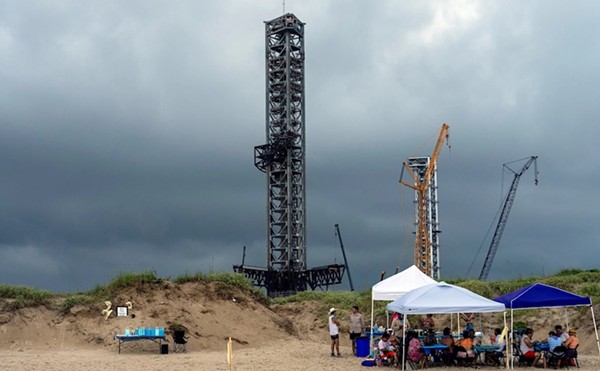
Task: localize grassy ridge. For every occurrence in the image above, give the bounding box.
[0,284,53,310]
[1,269,598,315]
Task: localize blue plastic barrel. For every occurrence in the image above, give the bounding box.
[356,337,370,357]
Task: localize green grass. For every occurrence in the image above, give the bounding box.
[0,284,53,309]
[2,268,600,315]
[59,293,96,313]
[174,271,269,304]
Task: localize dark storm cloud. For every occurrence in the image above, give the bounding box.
[1,1,599,292]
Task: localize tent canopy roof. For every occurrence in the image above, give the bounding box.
[372,265,437,301]
[493,283,591,309]
[386,282,505,314]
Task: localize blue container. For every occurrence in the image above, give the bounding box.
[138,327,144,335]
[159,328,165,336]
[356,337,370,357]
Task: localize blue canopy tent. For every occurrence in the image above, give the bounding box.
[493,283,600,363]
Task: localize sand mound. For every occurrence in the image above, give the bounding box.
[1,281,599,358]
[0,280,297,352]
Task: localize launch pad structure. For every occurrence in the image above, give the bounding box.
[234,14,346,297]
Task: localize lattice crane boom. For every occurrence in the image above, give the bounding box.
[400,123,450,277]
[479,156,538,281]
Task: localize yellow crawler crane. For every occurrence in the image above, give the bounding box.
[400,123,450,277]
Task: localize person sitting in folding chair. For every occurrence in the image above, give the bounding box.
[455,329,477,366]
[520,328,545,368]
[377,332,397,367]
[564,329,580,367]
[406,330,427,369]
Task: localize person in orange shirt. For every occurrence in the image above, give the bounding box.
[564,328,579,349]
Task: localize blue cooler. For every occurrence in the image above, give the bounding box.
[356,336,370,357]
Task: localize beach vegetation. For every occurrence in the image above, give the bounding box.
[175,271,268,304]
[60,293,96,313]
[0,284,52,309]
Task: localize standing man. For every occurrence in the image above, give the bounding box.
[349,305,365,355]
[329,307,341,357]
[421,313,435,330]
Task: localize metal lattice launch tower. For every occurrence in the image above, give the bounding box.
[257,14,307,274]
[234,14,345,297]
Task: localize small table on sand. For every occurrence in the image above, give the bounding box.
[114,334,167,354]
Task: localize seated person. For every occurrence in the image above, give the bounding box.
[485,328,506,366]
[423,328,437,345]
[520,328,545,368]
[439,327,455,365]
[555,325,569,343]
[455,329,476,364]
[386,328,400,348]
[564,329,579,350]
[547,331,563,352]
[421,313,435,330]
[378,332,396,364]
[406,330,427,368]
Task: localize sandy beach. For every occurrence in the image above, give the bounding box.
[2,281,599,371]
[2,340,598,371]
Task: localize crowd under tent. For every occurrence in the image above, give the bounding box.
[493,282,600,364]
[387,282,506,371]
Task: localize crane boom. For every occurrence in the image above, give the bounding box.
[400,123,450,277]
[479,156,538,281]
[334,224,354,291]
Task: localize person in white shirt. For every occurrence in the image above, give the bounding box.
[328,308,341,357]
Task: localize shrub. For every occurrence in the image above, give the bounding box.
[60,294,95,314]
[0,284,52,307]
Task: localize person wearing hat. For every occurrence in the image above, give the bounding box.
[328,308,341,357]
[564,328,579,350]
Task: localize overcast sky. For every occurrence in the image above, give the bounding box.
[1,1,599,293]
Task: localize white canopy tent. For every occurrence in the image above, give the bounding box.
[370,265,437,338]
[386,282,507,371]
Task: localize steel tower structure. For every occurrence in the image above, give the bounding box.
[400,124,449,280]
[257,13,307,274]
[234,14,345,297]
[406,157,441,279]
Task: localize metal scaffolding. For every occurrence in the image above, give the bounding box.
[234,14,345,297]
[406,157,441,280]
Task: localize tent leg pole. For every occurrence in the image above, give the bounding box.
[589,302,600,359]
[370,299,374,355]
[510,309,514,370]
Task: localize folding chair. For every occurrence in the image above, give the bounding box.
[565,345,579,368]
[512,342,534,367]
[547,346,568,369]
[172,329,188,353]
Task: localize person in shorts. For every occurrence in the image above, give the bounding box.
[378,332,397,365]
[329,307,341,357]
[349,305,365,355]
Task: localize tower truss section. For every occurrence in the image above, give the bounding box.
[407,157,441,279]
[234,14,345,297]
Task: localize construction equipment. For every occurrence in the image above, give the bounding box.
[399,124,450,278]
[478,156,538,281]
[334,224,354,291]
